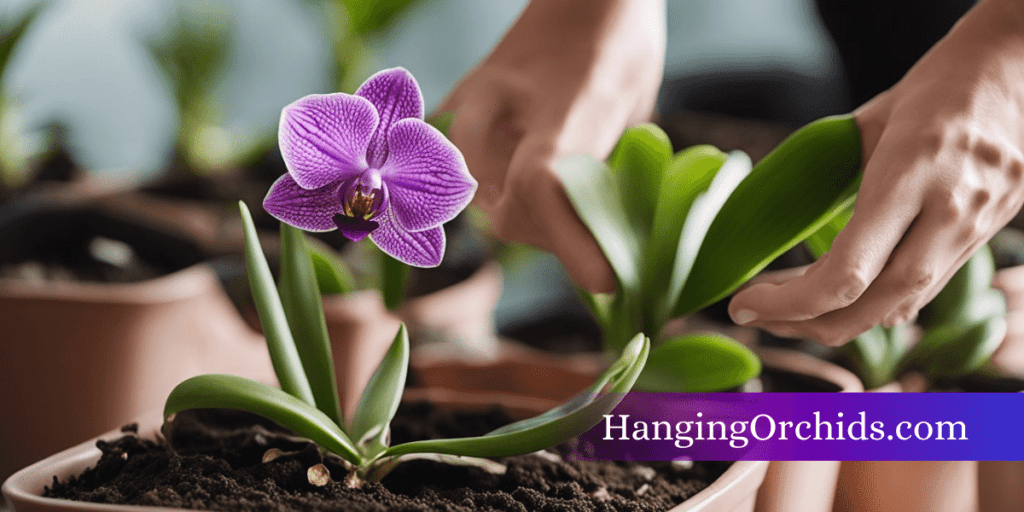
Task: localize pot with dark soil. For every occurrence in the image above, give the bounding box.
[3,204,767,512]
[0,200,275,482]
[3,390,768,512]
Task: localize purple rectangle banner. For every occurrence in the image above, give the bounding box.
[572,393,1024,461]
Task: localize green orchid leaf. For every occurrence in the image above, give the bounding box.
[381,251,408,311]
[925,245,997,327]
[558,153,643,292]
[350,324,409,456]
[847,324,911,390]
[909,316,1007,379]
[578,290,613,332]
[665,151,752,318]
[485,332,646,437]
[634,334,760,392]
[608,123,673,236]
[642,145,727,303]
[805,204,854,259]
[164,374,360,465]
[307,242,356,295]
[0,3,44,87]
[674,114,863,316]
[381,333,649,459]
[238,202,314,404]
[279,224,343,425]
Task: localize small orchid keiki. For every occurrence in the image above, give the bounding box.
[264,67,476,267]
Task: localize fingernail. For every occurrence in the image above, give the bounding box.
[733,309,758,325]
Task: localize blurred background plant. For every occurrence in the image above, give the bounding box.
[309,0,421,93]
[144,1,248,175]
[0,3,49,194]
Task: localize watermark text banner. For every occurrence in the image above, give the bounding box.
[574,393,1024,461]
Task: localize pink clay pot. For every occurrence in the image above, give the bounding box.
[0,264,275,482]
[323,262,504,419]
[2,389,768,512]
[832,377,978,512]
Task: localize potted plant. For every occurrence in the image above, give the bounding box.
[0,197,280,482]
[4,61,770,509]
[2,199,769,511]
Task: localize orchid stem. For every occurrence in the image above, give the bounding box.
[381,251,408,311]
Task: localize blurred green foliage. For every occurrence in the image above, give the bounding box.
[0,3,47,190]
[144,1,239,174]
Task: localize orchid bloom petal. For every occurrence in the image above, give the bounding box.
[333,215,379,241]
[264,174,343,232]
[355,67,424,169]
[380,118,477,232]
[279,93,378,190]
[370,208,445,267]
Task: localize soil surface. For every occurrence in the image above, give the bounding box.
[45,402,727,511]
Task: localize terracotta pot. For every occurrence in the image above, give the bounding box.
[400,262,503,357]
[323,261,504,418]
[411,338,608,402]
[2,390,769,512]
[832,376,978,512]
[977,460,1024,512]
[322,289,403,420]
[948,371,1024,512]
[753,347,864,512]
[0,264,275,482]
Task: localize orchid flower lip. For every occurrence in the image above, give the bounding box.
[266,67,477,267]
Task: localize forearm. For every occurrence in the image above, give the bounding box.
[898,0,1024,146]
[486,0,665,77]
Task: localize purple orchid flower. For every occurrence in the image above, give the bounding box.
[264,67,476,267]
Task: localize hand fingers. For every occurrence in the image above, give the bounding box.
[737,264,812,290]
[729,180,918,324]
[747,212,982,346]
[507,157,616,293]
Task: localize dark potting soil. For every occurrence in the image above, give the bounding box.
[0,205,205,283]
[45,402,726,512]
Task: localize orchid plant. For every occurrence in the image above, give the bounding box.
[164,205,648,487]
[559,116,863,391]
[164,66,650,486]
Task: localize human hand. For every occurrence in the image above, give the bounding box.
[729,0,1024,345]
[439,0,665,293]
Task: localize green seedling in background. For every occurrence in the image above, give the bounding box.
[145,2,262,174]
[0,3,49,190]
[303,0,422,94]
[559,115,862,391]
[164,202,650,486]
